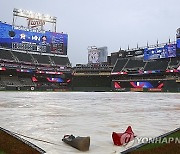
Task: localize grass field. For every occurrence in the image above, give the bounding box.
[129,130,180,154]
[0,150,5,154]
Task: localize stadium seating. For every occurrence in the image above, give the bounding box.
[168,58,180,69]
[0,47,70,67]
[19,77,35,86]
[74,64,112,72]
[0,80,4,88]
[50,56,70,66]
[112,57,173,73]
[0,76,22,87]
[0,49,14,61]
[32,54,51,65]
[112,59,128,72]
[144,59,169,71]
[124,59,146,70]
[0,76,35,87]
[12,51,33,63]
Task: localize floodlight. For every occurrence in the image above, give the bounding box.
[13,8,56,23]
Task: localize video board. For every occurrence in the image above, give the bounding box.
[47,77,64,83]
[144,44,176,61]
[0,22,68,55]
[176,38,180,57]
[114,81,164,89]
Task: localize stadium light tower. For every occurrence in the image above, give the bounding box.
[13,8,57,32]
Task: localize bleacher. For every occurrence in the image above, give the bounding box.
[0,48,70,67]
[168,58,180,69]
[0,76,35,87]
[73,64,112,75]
[124,59,146,70]
[19,77,35,86]
[12,51,33,63]
[112,59,128,72]
[0,79,5,88]
[32,54,51,65]
[50,55,70,66]
[144,59,169,71]
[0,49,14,61]
[0,76,22,87]
[112,57,174,73]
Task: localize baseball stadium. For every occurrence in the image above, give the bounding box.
[0,8,179,154]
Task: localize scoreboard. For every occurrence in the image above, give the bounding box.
[144,44,176,61]
[176,38,180,57]
[0,22,68,55]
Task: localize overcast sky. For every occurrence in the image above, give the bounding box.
[0,0,180,65]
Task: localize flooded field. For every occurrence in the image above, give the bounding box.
[0,92,179,154]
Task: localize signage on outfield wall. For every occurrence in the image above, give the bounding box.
[114,81,164,89]
[148,88,162,92]
[0,67,6,71]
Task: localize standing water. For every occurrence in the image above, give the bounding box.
[0,92,179,154]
